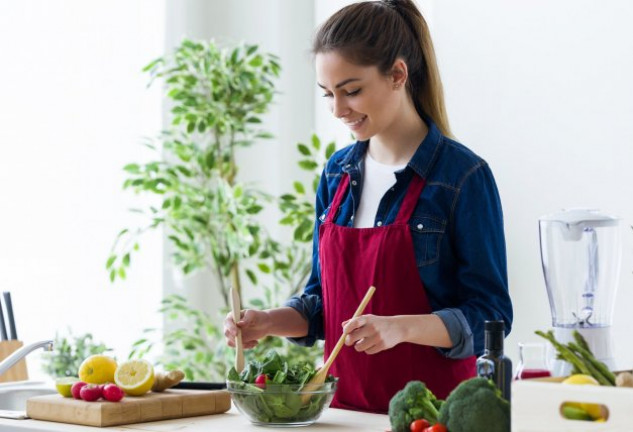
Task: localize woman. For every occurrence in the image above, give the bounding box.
[225,0,513,413]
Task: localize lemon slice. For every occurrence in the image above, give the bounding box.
[114,359,155,396]
[78,354,118,384]
[55,377,79,397]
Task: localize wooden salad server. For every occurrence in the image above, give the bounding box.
[300,285,376,404]
[230,286,245,374]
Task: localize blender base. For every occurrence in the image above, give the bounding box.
[547,326,615,377]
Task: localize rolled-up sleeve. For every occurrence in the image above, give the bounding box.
[433,308,474,359]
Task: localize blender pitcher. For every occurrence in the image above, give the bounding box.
[539,209,621,376]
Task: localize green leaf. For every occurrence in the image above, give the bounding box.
[123,253,131,266]
[246,45,258,56]
[297,144,310,156]
[142,57,163,72]
[298,160,318,170]
[293,182,305,195]
[311,134,321,150]
[249,55,263,67]
[106,255,116,269]
[246,205,263,214]
[279,215,293,225]
[250,298,265,308]
[325,141,336,159]
[245,269,257,285]
[123,163,141,173]
[205,152,216,169]
[257,263,271,273]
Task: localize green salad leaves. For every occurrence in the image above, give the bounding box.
[227,351,336,424]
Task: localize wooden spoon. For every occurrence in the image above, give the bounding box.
[230,286,245,374]
[300,285,376,404]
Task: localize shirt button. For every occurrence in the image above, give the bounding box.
[350,215,354,221]
[376,221,383,227]
[345,164,351,169]
[417,223,424,230]
[351,180,358,186]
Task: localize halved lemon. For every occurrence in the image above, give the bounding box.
[55,377,79,397]
[114,359,155,396]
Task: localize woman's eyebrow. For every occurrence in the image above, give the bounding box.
[317,78,361,89]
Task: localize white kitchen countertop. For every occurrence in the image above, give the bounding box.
[0,405,390,432]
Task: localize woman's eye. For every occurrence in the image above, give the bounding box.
[321,89,361,98]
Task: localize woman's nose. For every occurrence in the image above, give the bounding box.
[331,95,351,118]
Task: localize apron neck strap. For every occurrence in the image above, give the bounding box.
[394,175,427,224]
[325,174,350,224]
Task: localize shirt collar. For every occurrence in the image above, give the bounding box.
[338,118,443,179]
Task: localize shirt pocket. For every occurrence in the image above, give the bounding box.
[409,214,446,266]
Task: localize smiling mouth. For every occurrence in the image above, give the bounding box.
[344,115,367,129]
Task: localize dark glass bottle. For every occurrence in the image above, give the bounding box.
[476,320,512,401]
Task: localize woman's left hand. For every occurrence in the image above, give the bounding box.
[342,314,404,355]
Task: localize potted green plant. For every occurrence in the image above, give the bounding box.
[107,39,334,380]
[41,330,112,378]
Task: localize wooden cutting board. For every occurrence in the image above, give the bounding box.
[26,389,231,427]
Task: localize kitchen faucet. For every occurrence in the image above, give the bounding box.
[0,340,53,378]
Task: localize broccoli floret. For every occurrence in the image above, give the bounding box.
[388,381,441,432]
[438,377,510,432]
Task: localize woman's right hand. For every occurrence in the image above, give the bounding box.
[224,309,270,349]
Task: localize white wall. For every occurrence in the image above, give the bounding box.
[0,1,165,380]
[431,0,633,368]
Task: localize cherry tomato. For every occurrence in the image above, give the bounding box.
[410,419,431,432]
[254,374,268,389]
[423,424,448,432]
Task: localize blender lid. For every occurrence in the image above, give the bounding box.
[539,208,619,226]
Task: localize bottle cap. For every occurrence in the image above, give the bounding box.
[484,320,505,351]
[484,320,505,332]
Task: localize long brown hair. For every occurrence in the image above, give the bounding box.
[313,0,453,138]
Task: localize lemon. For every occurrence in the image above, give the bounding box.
[562,374,600,386]
[562,374,604,419]
[55,377,79,397]
[114,359,155,396]
[78,355,118,384]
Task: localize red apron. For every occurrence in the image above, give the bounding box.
[320,173,475,413]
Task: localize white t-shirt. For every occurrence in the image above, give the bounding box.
[353,153,406,228]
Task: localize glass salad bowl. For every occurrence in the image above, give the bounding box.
[227,380,337,427]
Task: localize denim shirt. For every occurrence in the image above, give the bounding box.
[284,120,513,358]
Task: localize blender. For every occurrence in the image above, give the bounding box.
[539,209,622,376]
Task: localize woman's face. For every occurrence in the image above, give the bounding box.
[315,51,402,142]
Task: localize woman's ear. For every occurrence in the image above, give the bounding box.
[390,58,408,90]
